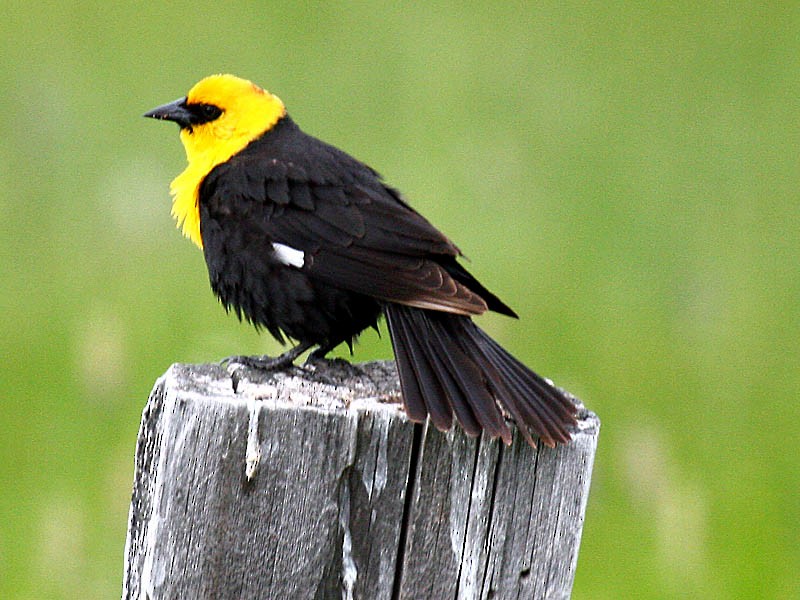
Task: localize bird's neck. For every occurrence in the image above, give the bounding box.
[169,97,287,249]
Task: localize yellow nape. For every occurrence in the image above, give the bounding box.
[169,74,286,249]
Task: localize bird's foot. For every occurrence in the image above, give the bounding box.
[221,341,315,372]
[222,343,316,393]
[222,353,295,371]
[301,353,368,384]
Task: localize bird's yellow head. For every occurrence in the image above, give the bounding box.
[145,74,286,248]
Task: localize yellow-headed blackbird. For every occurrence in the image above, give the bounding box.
[145,74,577,447]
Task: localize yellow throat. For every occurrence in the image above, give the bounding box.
[169,74,286,249]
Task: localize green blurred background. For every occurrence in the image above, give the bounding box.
[1,2,797,598]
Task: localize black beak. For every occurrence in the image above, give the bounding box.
[143,97,192,128]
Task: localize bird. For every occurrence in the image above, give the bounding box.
[144,74,577,447]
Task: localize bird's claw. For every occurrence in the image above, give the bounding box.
[221,354,297,371]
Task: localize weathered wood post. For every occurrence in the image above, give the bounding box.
[122,360,599,599]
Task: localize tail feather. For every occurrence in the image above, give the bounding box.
[476,330,577,420]
[385,304,577,447]
[462,325,575,445]
[417,323,482,436]
[387,306,495,438]
[384,309,428,423]
[386,307,454,431]
[423,311,508,439]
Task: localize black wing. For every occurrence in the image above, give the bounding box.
[199,116,516,318]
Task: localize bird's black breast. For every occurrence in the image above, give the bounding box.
[197,116,383,346]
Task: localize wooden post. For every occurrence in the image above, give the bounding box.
[122,360,599,600]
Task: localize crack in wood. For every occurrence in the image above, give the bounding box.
[391,422,423,600]
[122,362,599,600]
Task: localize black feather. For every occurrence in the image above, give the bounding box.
[385,305,576,447]
[196,113,577,447]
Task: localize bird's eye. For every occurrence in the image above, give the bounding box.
[199,104,222,121]
[188,103,222,125]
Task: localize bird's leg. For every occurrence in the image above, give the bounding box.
[303,339,368,382]
[307,341,337,362]
[222,340,316,371]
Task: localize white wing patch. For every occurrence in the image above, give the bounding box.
[272,243,305,268]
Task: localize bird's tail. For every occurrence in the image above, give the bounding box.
[384,304,577,447]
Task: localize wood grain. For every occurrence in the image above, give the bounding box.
[122,360,599,600]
